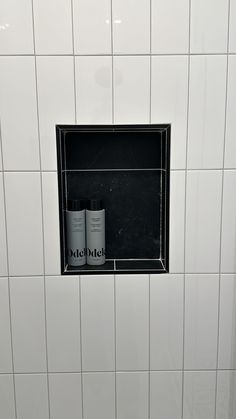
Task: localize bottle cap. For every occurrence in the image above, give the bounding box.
[67,199,86,211]
[87,199,104,211]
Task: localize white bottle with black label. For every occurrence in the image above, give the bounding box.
[66,199,86,266]
[86,199,105,265]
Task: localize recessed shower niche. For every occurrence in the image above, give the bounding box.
[56,124,170,275]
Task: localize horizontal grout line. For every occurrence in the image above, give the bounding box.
[0,53,236,57]
[1,168,236,174]
[1,272,236,279]
[1,369,236,375]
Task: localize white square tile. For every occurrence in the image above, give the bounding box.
[190,0,228,53]
[81,275,115,371]
[116,275,149,371]
[0,0,34,54]
[114,56,150,124]
[221,171,236,273]
[0,278,12,373]
[150,274,184,370]
[0,375,15,419]
[225,56,236,168]
[169,171,185,272]
[150,371,182,419]
[216,371,236,419]
[46,276,81,372]
[185,170,222,273]
[187,56,227,169]
[229,0,236,52]
[184,275,219,370]
[83,373,115,419]
[42,173,60,275]
[15,374,49,419]
[36,56,75,171]
[5,173,44,276]
[183,371,216,419]
[151,56,188,169]
[151,0,189,53]
[112,0,150,54]
[218,275,236,369]
[49,373,82,419]
[10,277,47,373]
[33,0,73,54]
[0,57,40,170]
[0,174,7,276]
[73,0,111,54]
[116,372,148,419]
[75,56,112,124]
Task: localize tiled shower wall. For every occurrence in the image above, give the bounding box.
[0,0,236,418]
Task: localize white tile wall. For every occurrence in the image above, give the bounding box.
[151,56,188,169]
[0,57,40,170]
[114,56,150,124]
[10,277,47,373]
[75,56,112,124]
[221,171,236,273]
[46,276,81,372]
[0,0,235,416]
[81,275,115,371]
[36,56,75,171]
[185,171,222,273]
[33,0,73,54]
[150,371,182,419]
[0,174,8,276]
[229,0,236,53]
[0,375,15,419]
[116,275,149,370]
[0,278,12,373]
[116,372,148,419]
[83,373,115,419]
[183,371,216,419]
[15,374,49,419]
[218,275,236,369]
[112,0,150,54]
[150,274,184,370]
[151,0,189,53]
[190,0,228,53]
[184,274,219,370]
[216,370,236,419]
[4,173,44,276]
[0,0,34,54]
[225,56,236,169]
[73,0,111,54]
[187,55,227,169]
[49,373,82,419]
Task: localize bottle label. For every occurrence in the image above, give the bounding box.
[68,248,86,258]
[87,248,106,258]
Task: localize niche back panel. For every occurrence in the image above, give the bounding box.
[56,125,170,275]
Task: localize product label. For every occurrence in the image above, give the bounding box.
[68,248,86,258]
[87,248,106,258]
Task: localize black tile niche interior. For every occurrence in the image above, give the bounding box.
[56,124,170,275]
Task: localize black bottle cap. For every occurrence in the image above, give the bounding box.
[87,199,104,211]
[67,199,86,211]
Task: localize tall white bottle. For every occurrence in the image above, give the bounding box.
[86,199,105,265]
[66,199,86,266]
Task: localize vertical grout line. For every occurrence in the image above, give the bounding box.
[182,0,192,417]
[214,1,231,418]
[79,276,84,419]
[31,1,51,418]
[148,274,151,419]
[110,0,115,124]
[114,275,117,419]
[0,122,17,419]
[70,0,77,124]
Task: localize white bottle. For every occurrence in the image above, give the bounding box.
[86,199,105,265]
[66,199,86,266]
